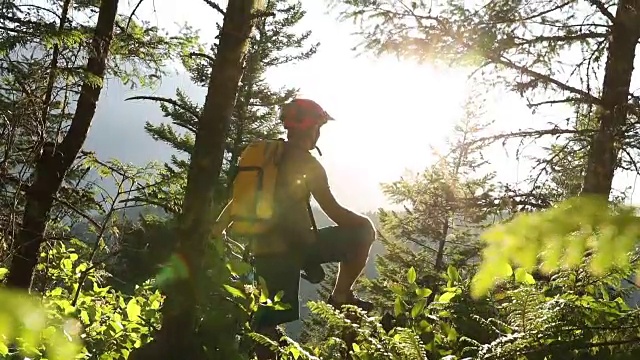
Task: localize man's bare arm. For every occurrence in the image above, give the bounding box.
[309,163,372,229]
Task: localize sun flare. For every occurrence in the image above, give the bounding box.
[307,59,471,210]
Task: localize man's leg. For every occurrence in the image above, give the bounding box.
[252,254,302,359]
[307,224,375,309]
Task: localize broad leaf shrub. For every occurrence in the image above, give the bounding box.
[0,272,81,360]
[300,263,640,359]
[1,241,163,359]
[4,195,640,359]
[472,195,640,298]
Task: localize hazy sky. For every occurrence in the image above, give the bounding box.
[86,0,640,211]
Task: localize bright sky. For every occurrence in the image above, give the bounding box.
[117,0,640,211]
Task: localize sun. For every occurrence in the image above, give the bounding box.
[310,59,471,210]
[267,52,473,211]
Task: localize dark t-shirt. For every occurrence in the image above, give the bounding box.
[271,143,329,246]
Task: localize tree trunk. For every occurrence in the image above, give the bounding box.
[581,0,640,196]
[129,2,257,359]
[6,0,119,290]
[225,48,261,197]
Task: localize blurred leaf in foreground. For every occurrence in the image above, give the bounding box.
[0,284,81,359]
[471,196,640,298]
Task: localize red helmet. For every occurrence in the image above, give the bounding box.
[280,98,334,131]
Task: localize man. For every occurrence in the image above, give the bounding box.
[214,98,375,351]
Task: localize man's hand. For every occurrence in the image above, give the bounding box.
[211,221,226,238]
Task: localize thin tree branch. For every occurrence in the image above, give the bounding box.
[490,55,602,105]
[126,0,145,32]
[526,97,585,108]
[587,0,616,23]
[513,32,609,47]
[187,51,216,64]
[125,95,201,120]
[52,196,101,230]
[203,0,225,15]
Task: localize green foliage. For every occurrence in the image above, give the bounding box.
[299,263,339,344]
[41,242,163,359]
[472,195,640,298]
[142,0,318,211]
[0,279,81,360]
[0,240,163,360]
[4,1,640,360]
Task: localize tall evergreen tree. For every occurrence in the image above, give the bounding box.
[363,91,502,312]
[140,0,318,214]
[1,0,197,289]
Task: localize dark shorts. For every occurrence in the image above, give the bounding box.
[251,225,373,328]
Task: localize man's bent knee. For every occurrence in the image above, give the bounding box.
[353,220,376,246]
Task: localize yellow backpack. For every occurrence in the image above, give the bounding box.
[228,139,286,236]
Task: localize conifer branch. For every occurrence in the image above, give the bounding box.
[125,95,201,120]
[489,55,602,105]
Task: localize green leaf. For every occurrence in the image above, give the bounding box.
[126,299,141,321]
[274,290,284,302]
[407,267,417,284]
[352,342,361,352]
[390,283,405,296]
[289,347,300,359]
[227,258,252,276]
[223,284,246,299]
[0,268,7,280]
[514,268,535,285]
[97,165,111,177]
[111,320,124,333]
[438,292,456,303]
[499,263,513,277]
[411,298,427,318]
[394,297,404,317]
[0,342,8,356]
[50,287,63,297]
[415,288,432,298]
[447,265,459,282]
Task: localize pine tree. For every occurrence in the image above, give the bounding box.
[128,0,260,358]
[362,91,502,312]
[141,0,318,213]
[1,0,197,289]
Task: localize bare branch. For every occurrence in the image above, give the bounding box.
[587,0,616,23]
[203,0,225,15]
[186,52,216,64]
[53,196,101,230]
[125,0,145,32]
[526,97,584,108]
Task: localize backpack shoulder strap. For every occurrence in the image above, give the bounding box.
[307,199,319,236]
